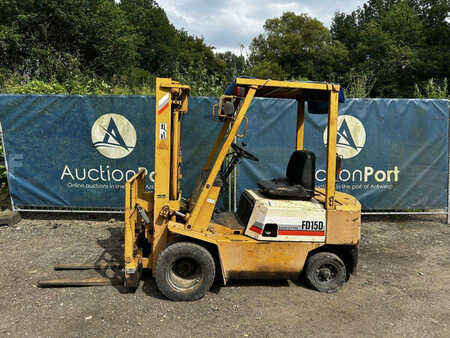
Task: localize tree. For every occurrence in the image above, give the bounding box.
[120,0,179,76]
[215,51,248,83]
[176,30,224,77]
[0,0,140,79]
[120,0,226,86]
[331,0,449,97]
[249,12,349,81]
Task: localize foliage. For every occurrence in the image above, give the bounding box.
[413,78,448,99]
[0,0,140,79]
[331,0,449,97]
[344,70,377,98]
[177,30,226,85]
[172,61,224,97]
[248,60,285,80]
[0,0,447,99]
[1,73,156,95]
[215,51,248,83]
[7,79,66,94]
[249,12,349,81]
[120,0,178,76]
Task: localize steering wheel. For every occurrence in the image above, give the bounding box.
[231,143,259,162]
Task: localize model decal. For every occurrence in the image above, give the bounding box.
[301,220,324,230]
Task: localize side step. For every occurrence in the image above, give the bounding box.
[37,262,123,288]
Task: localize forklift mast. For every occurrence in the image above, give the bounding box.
[152,78,190,268]
[121,78,190,287]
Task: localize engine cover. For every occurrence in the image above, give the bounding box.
[241,189,326,242]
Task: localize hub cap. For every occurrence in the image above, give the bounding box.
[167,257,202,292]
[317,264,337,282]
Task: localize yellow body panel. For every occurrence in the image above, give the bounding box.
[167,188,360,283]
[190,185,220,232]
[167,221,321,281]
[217,241,322,280]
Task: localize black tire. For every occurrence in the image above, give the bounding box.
[305,252,346,293]
[155,242,215,301]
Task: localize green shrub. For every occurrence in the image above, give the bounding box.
[6,79,67,94]
[413,78,448,99]
[344,70,377,98]
[63,76,111,95]
[173,61,224,96]
[0,68,10,89]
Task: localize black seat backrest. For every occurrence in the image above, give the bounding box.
[286,150,315,191]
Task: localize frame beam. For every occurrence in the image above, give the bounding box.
[296,99,305,150]
[325,90,339,209]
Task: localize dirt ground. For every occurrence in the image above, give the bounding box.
[0,213,449,337]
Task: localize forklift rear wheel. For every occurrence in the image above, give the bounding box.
[155,242,216,301]
[305,252,346,293]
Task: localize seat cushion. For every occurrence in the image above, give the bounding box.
[258,178,313,200]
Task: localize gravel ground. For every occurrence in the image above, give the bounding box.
[0,213,449,337]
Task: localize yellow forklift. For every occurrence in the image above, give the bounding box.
[122,77,360,300]
[39,77,361,301]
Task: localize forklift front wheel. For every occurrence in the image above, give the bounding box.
[305,252,346,293]
[155,242,216,301]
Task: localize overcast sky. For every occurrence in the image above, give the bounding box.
[157,0,367,54]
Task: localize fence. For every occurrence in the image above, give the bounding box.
[0,95,448,220]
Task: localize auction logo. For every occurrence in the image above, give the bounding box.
[91,114,136,159]
[323,115,366,159]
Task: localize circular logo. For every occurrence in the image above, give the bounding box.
[91,114,136,159]
[323,115,366,159]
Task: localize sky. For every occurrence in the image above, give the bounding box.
[157,0,367,54]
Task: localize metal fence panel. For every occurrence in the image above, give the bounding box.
[0,95,447,211]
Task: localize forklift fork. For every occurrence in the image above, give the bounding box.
[37,262,123,287]
[38,169,154,289]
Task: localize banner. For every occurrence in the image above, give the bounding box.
[238,98,449,209]
[0,95,219,209]
[0,95,448,210]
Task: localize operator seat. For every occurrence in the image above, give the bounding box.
[257,150,315,200]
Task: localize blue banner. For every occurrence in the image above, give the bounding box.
[0,95,219,209]
[238,98,449,210]
[0,95,448,210]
